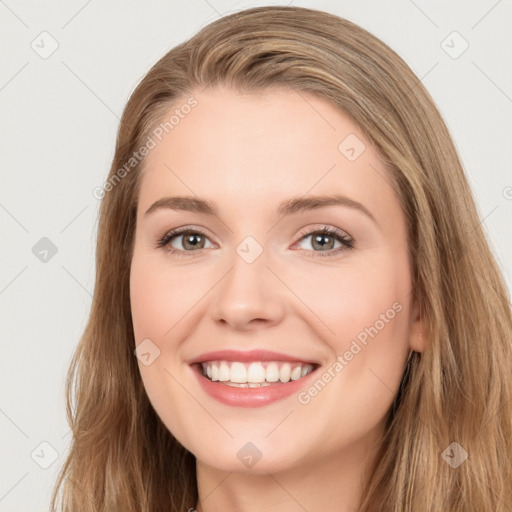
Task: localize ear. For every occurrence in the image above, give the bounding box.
[408,297,427,353]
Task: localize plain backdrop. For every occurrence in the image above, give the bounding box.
[1,1,511,510]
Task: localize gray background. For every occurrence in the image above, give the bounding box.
[1,1,511,510]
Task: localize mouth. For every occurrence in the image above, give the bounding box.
[193,360,320,388]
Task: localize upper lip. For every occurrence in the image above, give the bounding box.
[188,349,320,365]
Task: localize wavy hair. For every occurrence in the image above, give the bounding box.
[50,6,512,511]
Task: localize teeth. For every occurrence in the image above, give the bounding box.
[291,366,302,381]
[201,360,315,384]
[247,362,266,383]
[280,363,291,383]
[224,381,273,388]
[218,361,230,381]
[266,362,280,382]
[230,362,246,383]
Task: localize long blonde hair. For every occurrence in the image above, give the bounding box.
[50,6,512,511]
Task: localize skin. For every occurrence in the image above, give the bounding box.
[129,85,426,512]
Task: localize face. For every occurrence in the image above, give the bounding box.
[129,86,425,475]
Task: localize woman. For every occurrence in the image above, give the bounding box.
[51,6,512,511]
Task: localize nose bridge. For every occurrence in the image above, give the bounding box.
[210,234,285,328]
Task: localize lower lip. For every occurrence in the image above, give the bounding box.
[191,364,318,408]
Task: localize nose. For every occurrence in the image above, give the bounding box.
[209,244,286,331]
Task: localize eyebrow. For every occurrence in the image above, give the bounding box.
[144,194,377,224]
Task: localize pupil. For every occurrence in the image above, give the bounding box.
[184,234,203,249]
[314,234,333,250]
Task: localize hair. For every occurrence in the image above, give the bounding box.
[50,5,512,511]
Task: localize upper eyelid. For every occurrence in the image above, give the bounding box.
[160,225,352,248]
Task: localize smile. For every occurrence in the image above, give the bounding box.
[201,360,316,387]
[191,361,320,408]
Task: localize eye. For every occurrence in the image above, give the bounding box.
[293,226,354,258]
[155,227,214,258]
[155,225,355,258]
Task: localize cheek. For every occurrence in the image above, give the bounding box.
[287,262,410,444]
[129,254,200,341]
[331,264,411,409]
[291,255,411,402]
[286,257,408,346]
[129,255,200,447]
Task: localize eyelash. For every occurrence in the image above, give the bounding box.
[154,225,355,259]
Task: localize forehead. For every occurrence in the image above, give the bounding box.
[137,86,400,224]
